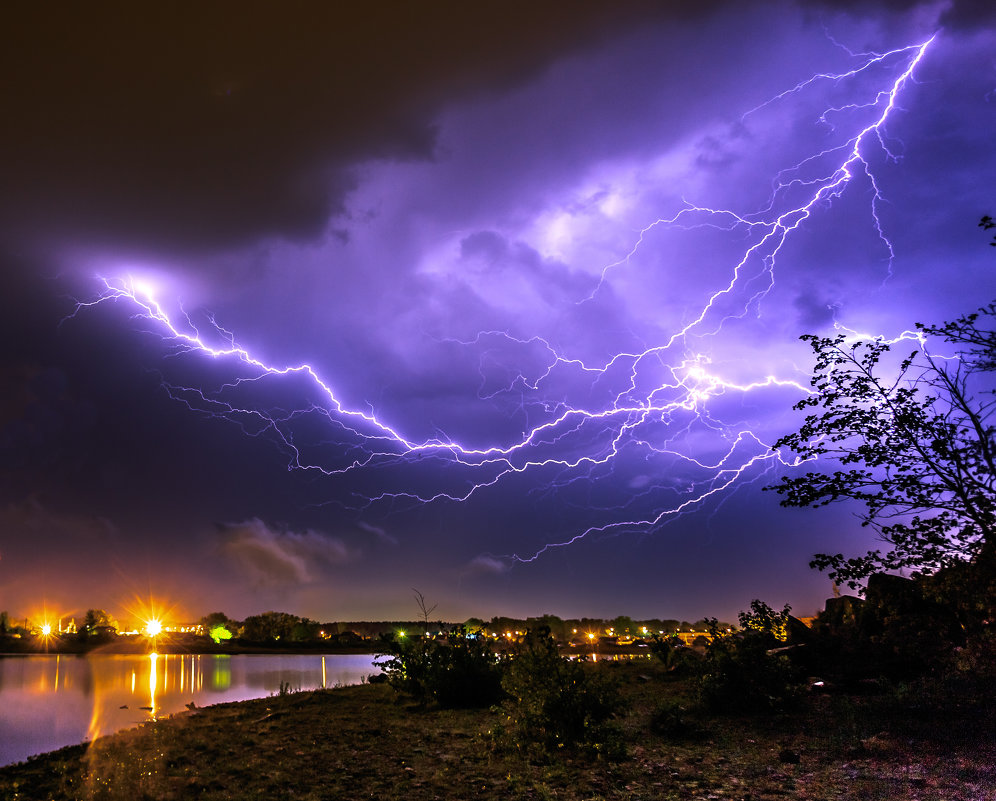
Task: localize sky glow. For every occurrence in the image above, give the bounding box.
[1,2,994,622]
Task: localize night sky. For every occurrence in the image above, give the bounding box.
[1,1,994,625]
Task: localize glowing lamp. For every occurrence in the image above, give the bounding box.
[146,619,163,637]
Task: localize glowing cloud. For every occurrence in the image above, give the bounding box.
[69,30,942,565]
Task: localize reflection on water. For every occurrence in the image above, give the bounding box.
[149,653,158,717]
[0,652,378,767]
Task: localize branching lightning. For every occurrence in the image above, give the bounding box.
[70,34,935,564]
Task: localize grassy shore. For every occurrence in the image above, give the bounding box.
[2,661,993,800]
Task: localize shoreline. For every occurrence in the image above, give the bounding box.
[0,640,654,658]
[2,663,993,800]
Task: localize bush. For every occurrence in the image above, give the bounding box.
[377,628,504,708]
[649,700,693,737]
[430,629,506,708]
[698,602,804,714]
[498,627,625,757]
[650,634,704,676]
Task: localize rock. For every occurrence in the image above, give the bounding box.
[786,615,814,645]
[822,595,865,631]
[778,748,801,764]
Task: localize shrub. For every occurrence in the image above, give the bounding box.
[698,602,804,714]
[498,626,625,757]
[650,634,704,676]
[377,628,504,708]
[430,629,505,708]
[649,700,692,737]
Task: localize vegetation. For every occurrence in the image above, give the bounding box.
[497,627,624,758]
[649,634,703,676]
[377,627,504,709]
[767,221,996,680]
[240,611,320,643]
[770,297,996,588]
[0,605,724,656]
[698,601,804,714]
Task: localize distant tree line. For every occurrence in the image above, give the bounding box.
[0,607,727,646]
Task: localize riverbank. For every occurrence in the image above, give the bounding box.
[2,661,993,800]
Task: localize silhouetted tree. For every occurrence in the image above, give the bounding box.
[609,615,637,636]
[82,608,118,633]
[199,611,234,629]
[981,215,996,247]
[241,611,303,641]
[527,613,567,640]
[770,300,996,587]
[411,588,438,634]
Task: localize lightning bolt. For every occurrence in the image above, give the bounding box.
[69,33,935,565]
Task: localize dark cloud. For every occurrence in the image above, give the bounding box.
[0,497,117,550]
[812,0,995,26]
[938,0,996,26]
[0,1,689,260]
[792,292,839,331]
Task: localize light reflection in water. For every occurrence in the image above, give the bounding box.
[148,653,158,718]
[211,656,231,691]
[1,653,379,767]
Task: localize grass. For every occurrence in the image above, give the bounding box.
[2,661,994,800]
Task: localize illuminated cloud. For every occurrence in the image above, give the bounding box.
[218,519,354,587]
[465,555,511,576]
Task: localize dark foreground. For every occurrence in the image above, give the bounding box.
[2,662,994,801]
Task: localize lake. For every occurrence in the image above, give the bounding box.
[0,652,380,767]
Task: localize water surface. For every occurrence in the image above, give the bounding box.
[0,652,379,767]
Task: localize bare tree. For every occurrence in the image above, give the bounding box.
[412,588,438,633]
